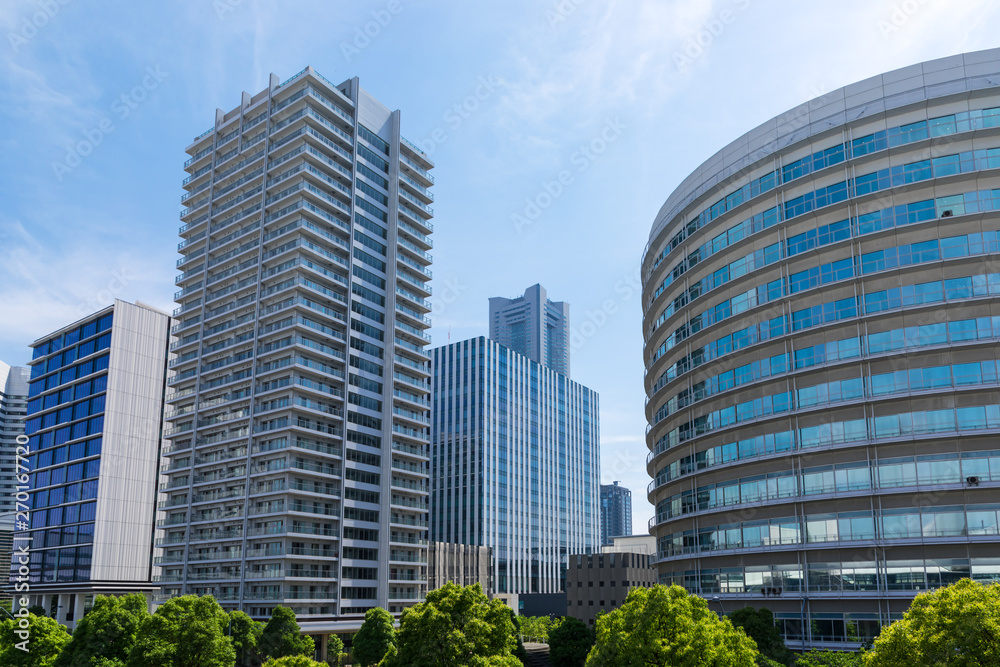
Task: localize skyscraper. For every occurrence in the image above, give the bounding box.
[430,336,600,596]
[159,68,433,636]
[0,361,29,611]
[643,49,1000,650]
[599,481,631,546]
[489,284,570,376]
[0,361,29,515]
[16,300,170,629]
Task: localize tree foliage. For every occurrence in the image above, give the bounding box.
[125,594,235,667]
[230,610,264,667]
[261,656,327,667]
[516,615,555,642]
[548,617,594,667]
[0,612,71,667]
[260,606,314,661]
[729,606,795,666]
[864,578,1000,667]
[353,607,395,667]
[585,584,758,667]
[328,633,345,667]
[797,650,864,666]
[387,582,521,667]
[54,593,149,667]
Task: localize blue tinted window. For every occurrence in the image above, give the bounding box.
[65,483,81,503]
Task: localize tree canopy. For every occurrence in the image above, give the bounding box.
[353,607,396,667]
[548,616,594,667]
[387,582,521,667]
[0,612,71,667]
[54,593,150,667]
[125,594,235,667]
[797,650,864,666]
[585,584,758,667]
[259,606,314,661]
[229,610,264,667]
[516,615,555,642]
[864,578,1000,667]
[728,606,794,666]
[261,656,327,667]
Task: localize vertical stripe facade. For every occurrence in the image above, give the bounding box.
[431,337,599,594]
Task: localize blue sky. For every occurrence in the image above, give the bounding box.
[2,0,999,529]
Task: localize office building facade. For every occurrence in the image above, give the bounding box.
[599,481,632,546]
[489,284,571,376]
[160,68,434,632]
[1,362,29,515]
[430,336,599,595]
[16,300,170,629]
[426,541,493,594]
[643,49,1000,649]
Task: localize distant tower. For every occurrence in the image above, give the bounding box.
[0,361,29,516]
[489,284,570,377]
[600,481,632,546]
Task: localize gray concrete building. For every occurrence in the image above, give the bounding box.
[159,68,434,646]
[489,284,571,377]
[643,49,1000,650]
[566,536,657,627]
[16,300,170,629]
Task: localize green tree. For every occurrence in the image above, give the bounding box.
[506,609,528,664]
[27,605,47,616]
[0,612,71,667]
[230,610,264,667]
[516,616,554,642]
[387,582,521,667]
[353,607,395,667]
[126,594,235,667]
[260,606,314,661]
[54,593,149,667]
[548,617,594,667]
[864,578,1000,667]
[797,651,864,666]
[262,656,327,667]
[729,606,795,666]
[327,633,345,666]
[585,584,758,667]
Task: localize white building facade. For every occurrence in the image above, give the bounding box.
[159,68,434,636]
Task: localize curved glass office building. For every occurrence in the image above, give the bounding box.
[643,49,1000,649]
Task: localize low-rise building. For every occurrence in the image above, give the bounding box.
[566,535,657,626]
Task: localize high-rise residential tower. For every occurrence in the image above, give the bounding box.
[16,300,170,629]
[0,361,29,610]
[599,481,632,546]
[430,336,600,596]
[489,284,571,376]
[643,49,1000,650]
[0,361,29,515]
[160,69,434,638]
